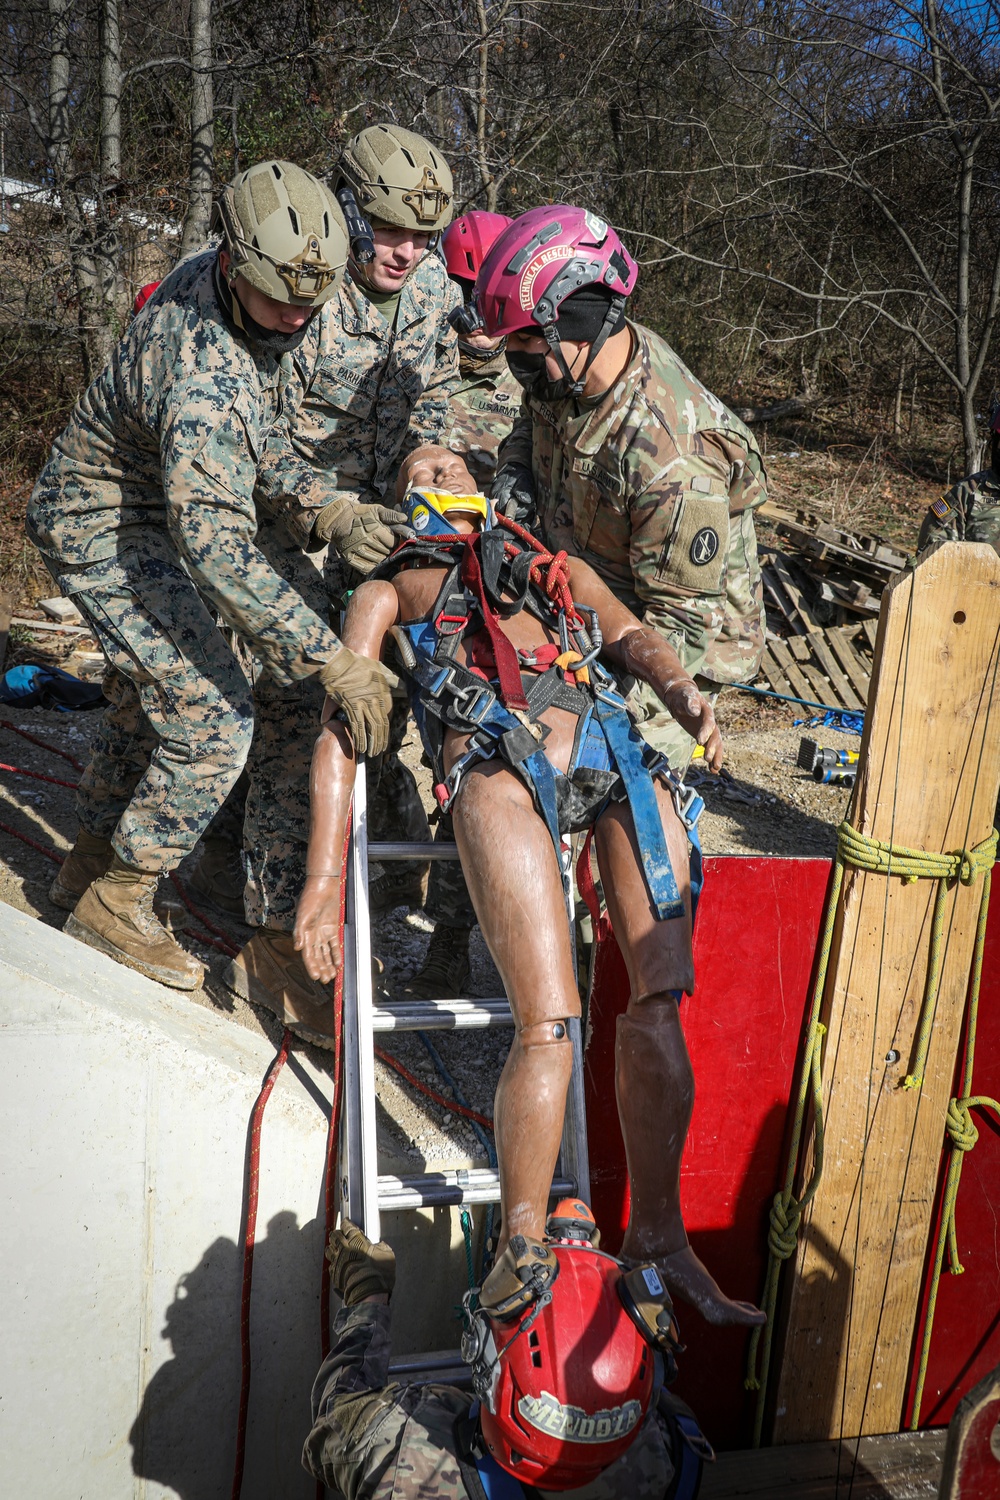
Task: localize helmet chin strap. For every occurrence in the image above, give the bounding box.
[539,293,626,408]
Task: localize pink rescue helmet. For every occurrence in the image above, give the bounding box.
[474,205,637,339]
[443,210,513,284]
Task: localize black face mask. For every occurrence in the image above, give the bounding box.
[505,349,577,402]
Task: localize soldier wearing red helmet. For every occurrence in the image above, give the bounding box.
[304,1215,711,1499]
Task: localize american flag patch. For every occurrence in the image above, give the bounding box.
[931,496,952,519]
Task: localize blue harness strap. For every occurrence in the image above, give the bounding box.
[591,690,685,922]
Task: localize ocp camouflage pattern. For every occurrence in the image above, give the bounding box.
[498,320,767,694]
[27,248,340,686]
[303,1302,677,1499]
[442,347,523,489]
[917,466,1000,554]
[256,253,462,552]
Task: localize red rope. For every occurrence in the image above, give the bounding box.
[0,819,63,864]
[230,1028,291,1500]
[0,722,85,771]
[496,512,580,622]
[0,761,79,790]
[374,1045,495,1132]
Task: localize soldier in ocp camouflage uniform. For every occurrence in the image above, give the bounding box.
[222,125,462,1021]
[26,162,393,990]
[918,402,1000,555]
[305,1220,696,1500]
[483,208,766,776]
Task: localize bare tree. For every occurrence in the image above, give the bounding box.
[180,0,215,256]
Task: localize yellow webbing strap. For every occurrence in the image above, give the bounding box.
[744,820,997,1446]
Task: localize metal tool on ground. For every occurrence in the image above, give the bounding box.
[797,737,860,774]
[337,753,591,1381]
[812,764,857,787]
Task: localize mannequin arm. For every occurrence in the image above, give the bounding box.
[295,581,400,982]
[568,557,724,772]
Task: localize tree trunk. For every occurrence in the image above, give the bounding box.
[179,0,215,258]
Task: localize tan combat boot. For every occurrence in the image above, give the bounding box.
[49,830,113,911]
[188,836,247,918]
[64,855,204,991]
[221,928,338,1048]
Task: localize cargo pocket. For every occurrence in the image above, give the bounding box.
[660,493,729,592]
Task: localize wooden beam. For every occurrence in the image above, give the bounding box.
[701,1429,944,1500]
[772,542,1000,1442]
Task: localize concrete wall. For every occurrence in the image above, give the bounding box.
[0,903,476,1500]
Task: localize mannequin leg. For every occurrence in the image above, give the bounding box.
[596,781,765,1327]
[452,763,578,1269]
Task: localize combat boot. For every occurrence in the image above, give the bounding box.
[368,859,426,915]
[220,928,338,1048]
[399,923,471,999]
[64,855,204,990]
[188,835,247,918]
[49,830,113,911]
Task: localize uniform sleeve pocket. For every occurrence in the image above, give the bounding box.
[659,493,730,592]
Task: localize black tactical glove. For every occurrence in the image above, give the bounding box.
[313,497,408,574]
[326,1218,396,1305]
[318,645,392,757]
[490,463,536,524]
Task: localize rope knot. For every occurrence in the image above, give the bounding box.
[946,1098,979,1153]
[955,849,977,885]
[767,1193,801,1261]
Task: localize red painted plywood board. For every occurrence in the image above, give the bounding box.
[585,854,1000,1449]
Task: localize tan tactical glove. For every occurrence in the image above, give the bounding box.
[313,496,408,574]
[326,1218,396,1305]
[318,645,392,757]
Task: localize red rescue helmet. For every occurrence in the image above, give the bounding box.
[132,281,160,317]
[473,205,637,340]
[443,210,513,285]
[474,1241,656,1490]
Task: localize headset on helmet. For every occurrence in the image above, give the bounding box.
[337,124,454,233]
[443,210,513,285]
[462,1209,679,1491]
[213,160,349,305]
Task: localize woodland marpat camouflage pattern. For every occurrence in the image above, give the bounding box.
[441,347,523,489]
[917,466,1000,554]
[256,252,462,552]
[27,248,340,684]
[498,320,766,767]
[245,254,461,927]
[26,249,342,869]
[302,1302,677,1500]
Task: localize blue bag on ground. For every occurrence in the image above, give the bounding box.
[0,663,105,711]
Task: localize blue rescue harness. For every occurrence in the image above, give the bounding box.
[376,521,703,922]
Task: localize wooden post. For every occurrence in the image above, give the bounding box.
[772,541,1000,1442]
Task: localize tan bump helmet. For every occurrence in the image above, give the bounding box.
[215,160,349,305]
[338,124,453,233]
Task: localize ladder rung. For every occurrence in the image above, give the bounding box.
[368,841,460,861]
[390,1350,471,1385]
[372,997,512,1031]
[377,1168,575,1210]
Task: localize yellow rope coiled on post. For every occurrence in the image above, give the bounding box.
[744,820,997,1447]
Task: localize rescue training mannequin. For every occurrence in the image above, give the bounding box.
[294,450,765,1328]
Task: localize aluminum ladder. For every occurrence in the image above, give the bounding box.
[338,755,591,1376]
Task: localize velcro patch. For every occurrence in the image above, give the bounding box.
[575,456,625,498]
[931,496,952,519]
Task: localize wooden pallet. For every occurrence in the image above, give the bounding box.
[757,620,876,710]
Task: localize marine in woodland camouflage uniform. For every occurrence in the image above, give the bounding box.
[303,1301,679,1500]
[498,320,767,772]
[27,247,342,872]
[917,466,1000,554]
[245,250,461,929]
[442,347,523,491]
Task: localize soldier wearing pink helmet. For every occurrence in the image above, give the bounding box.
[465,204,767,777]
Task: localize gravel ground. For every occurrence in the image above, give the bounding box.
[0,629,856,1170]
